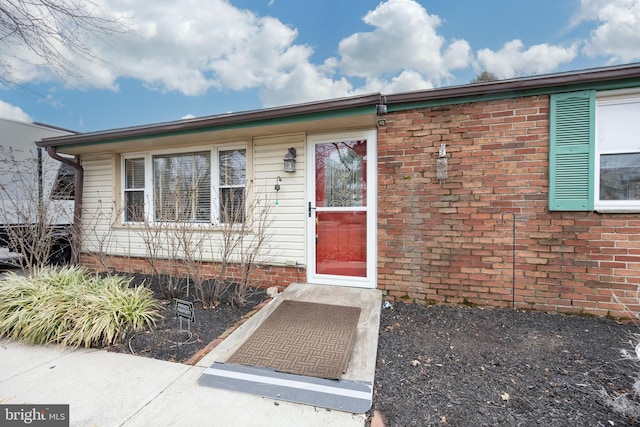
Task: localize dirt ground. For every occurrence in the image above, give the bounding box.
[371,302,640,427]
[104,274,640,426]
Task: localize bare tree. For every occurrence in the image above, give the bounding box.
[471,71,499,83]
[471,69,539,84]
[0,0,126,86]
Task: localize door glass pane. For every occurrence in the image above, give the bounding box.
[316,211,366,277]
[315,140,367,207]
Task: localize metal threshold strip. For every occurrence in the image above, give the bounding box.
[198,362,373,413]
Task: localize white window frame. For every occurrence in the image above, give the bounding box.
[122,154,150,223]
[594,89,640,212]
[217,148,249,224]
[121,144,248,225]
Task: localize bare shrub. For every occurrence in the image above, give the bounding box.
[125,180,274,309]
[0,146,73,273]
[82,197,123,273]
[205,183,275,307]
[232,187,275,306]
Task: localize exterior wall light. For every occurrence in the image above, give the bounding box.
[437,143,448,184]
[376,99,387,127]
[284,147,297,173]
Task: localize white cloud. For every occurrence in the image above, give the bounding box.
[0,100,32,122]
[3,0,316,96]
[337,0,471,82]
[476,40,578,78]
[3,0,472,105]
[579,0,640,62]
[261,0,470,105]
[7,0,632,112]
[260,62,354,107]
[92,1,318,96]
[361,71,434,95]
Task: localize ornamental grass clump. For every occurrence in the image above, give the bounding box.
[599,332,640,421]
[597,295,640,422]
[0,266,162,348]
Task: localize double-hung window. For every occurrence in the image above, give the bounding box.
[124,158,145,222]
[595,91,640,211]
[219,149,247,223]
[122,147,247,223]
[549,89,640,212]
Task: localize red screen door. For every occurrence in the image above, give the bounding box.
[313,139,368,278]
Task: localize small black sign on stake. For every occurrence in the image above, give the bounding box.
[174,298,195,332]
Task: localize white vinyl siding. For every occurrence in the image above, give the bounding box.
[80,153,119,255]
[80,137,306,268]
[253,134,306,266]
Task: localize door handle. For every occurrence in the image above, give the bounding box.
[308,202,316,217]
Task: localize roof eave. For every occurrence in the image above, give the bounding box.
[37,93,382,149]
[385,63,640,105]
[36,63,640,150]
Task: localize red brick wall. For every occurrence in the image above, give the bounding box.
[377,95,640,318]
[80,253,302,291]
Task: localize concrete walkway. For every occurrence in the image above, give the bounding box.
[0,283,381,426]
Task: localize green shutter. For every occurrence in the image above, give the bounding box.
[549,91,595,211]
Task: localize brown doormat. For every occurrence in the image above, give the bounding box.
[227,300,361,380]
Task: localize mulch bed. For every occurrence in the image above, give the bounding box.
[102,273,640,425]
[104,273,267,363]
[371,303,640,427]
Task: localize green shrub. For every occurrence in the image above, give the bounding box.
[0,266,162,347]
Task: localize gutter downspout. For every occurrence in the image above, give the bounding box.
[45,147,83,266]
[37,148,43,212]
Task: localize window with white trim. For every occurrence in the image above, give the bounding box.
[122,147,247,223]
[219,149,247,223]
[595,91,640,210]
[124,157,145,222]
[153,151,211,222]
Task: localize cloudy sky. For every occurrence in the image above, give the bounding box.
[1,0,639,131]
